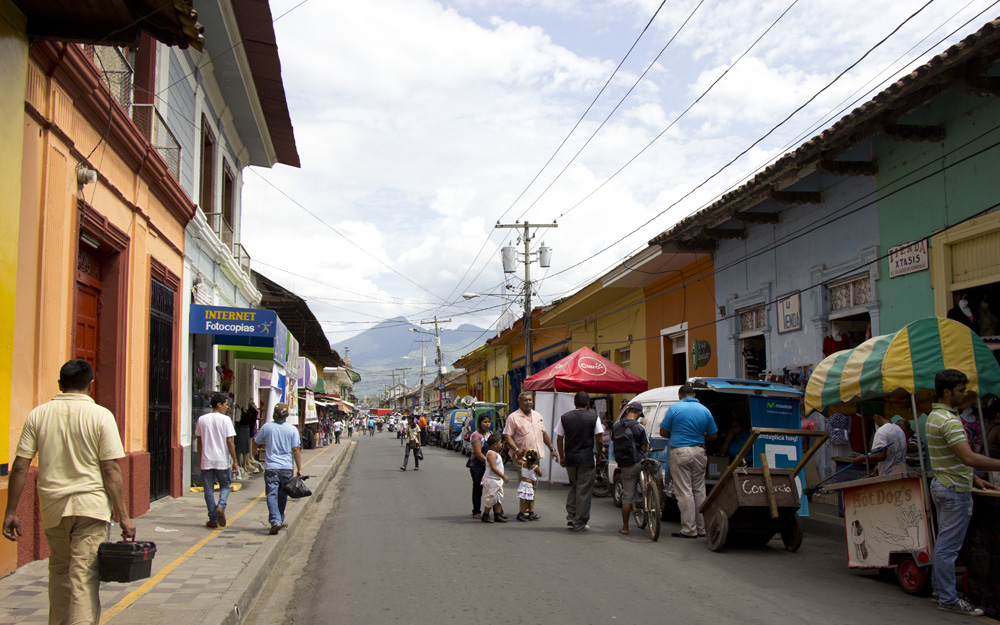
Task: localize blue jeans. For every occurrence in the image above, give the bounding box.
[930,479,974,605]
[202,468,232,521]
[265,469,294,527]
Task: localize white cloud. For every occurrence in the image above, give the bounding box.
[241,0,999,344]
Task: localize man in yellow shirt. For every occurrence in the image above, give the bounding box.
[3,360,135,625]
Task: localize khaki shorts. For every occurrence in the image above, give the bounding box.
[620,463,643,505]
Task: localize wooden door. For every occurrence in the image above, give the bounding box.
[75,246,103,397]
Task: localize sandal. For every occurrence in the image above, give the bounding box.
[400,467,406,471]
[516,513,527,522]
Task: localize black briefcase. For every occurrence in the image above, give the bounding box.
[98,537,157,583]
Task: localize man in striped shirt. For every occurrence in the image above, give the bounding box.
[926,369,1000,616]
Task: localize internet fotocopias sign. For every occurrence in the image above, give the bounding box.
[189,305,278,337]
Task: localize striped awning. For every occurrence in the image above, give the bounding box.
[805,317,1000,413]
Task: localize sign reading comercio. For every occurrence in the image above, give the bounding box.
[189,305,278,337]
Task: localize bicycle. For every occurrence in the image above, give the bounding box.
[630,454,662,541]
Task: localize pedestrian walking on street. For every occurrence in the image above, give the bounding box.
[401,417,422,471]
[504,391,556,464]
[418,413,429,446]
[348,418,354,437]
[195,393,238,528]
[613,401,649,535]
[333,419,342,444]
[481,434,509,523]
[556,391,604,532]
[253,403,303,535]
[925,369,1000,616]
[658,384,717,539]
[3,359,135,625]
[468,414,493,518]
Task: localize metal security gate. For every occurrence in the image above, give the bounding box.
[148,280,174,501]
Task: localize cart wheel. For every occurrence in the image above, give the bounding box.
[896,555,931,596]
[781,516,803,552]
[706,509,728,552]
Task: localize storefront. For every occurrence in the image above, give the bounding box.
[188,304,291,486]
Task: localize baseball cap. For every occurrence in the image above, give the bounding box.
[273,403,289,421]
[624,401,643,414]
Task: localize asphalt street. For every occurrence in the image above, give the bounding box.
[246,433,987,625]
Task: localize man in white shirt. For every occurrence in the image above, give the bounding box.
[195,393,238,528]
[333,419,343,444]
[853,413,907,476]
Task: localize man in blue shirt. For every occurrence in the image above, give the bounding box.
[254,403,302,535]
[659,385,718,539]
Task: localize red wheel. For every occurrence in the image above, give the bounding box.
[896,555,931,596]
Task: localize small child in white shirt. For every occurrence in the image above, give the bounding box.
[481,434,509,523]
[516,449,543,521]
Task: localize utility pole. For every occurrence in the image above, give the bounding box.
[395,367,412,411]
[420,316,451,411]
[413,338,431,410]
[495,221,557,376]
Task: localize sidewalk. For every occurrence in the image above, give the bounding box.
[0,440,354,625]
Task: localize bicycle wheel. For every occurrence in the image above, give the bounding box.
[633,474,647,529]
[646,485,661,541]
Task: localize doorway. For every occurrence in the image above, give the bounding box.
[147,279,174,501]
[75,247,102,399]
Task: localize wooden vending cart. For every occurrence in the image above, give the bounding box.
[699,427,828,552]
[804,317,1000,599]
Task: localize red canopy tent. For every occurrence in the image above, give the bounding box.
[522,346,648,394]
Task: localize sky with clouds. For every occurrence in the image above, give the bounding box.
[240,0,999,355]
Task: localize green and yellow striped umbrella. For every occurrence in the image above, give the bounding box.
[805,317,1000,413]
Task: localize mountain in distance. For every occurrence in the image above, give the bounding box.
[331,317,489,401]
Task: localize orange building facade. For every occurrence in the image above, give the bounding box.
[3,42,193,574]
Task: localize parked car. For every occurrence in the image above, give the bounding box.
[608,377,804,520]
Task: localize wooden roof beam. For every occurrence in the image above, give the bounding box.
[732,211,780,224]
[703,228,747,240]
[961,74,1000,97]
[767,188,822,205]
[881,123,945,142]
[818,159,877,176]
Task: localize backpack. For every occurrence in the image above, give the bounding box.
[613,418,642,467]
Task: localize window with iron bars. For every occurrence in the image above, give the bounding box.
[738,305,767,333]
[828,275,872,312]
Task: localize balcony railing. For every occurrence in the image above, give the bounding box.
[82,45,133,113]
[80,45,182,183]
[233,243,252,277]
[132,104,182,180]
[203,212,235,252]
[202,211,251,277]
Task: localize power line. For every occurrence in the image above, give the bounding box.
[248,168,447,304]
[542,2,1000,301]
[543,0,940,282]
[434,0,674,313]
[527,119,1000,334]
[514,0,715,223]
